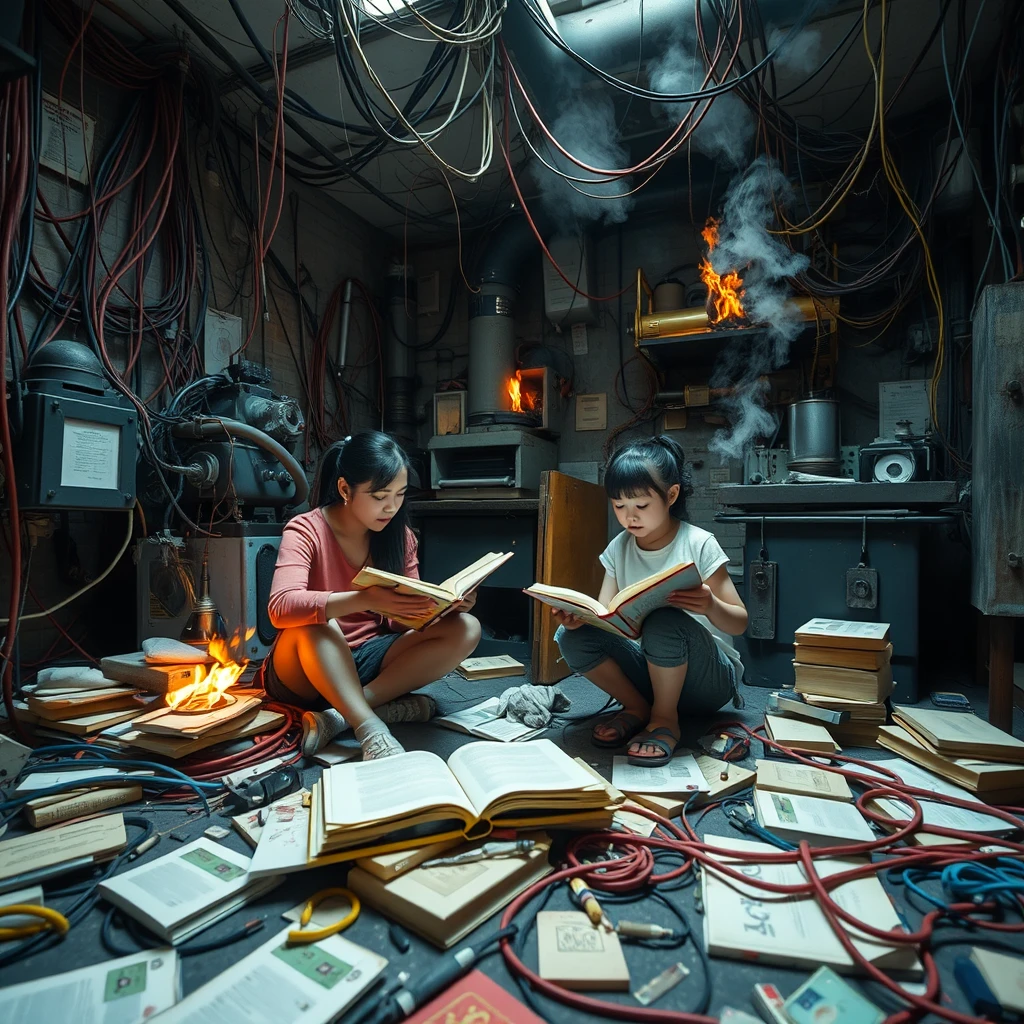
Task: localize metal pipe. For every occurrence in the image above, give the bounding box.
[714,514,954,524]
[172,418,309,504]
[337,279,353,368]
[436,476,515,488]
[637,296,838,342]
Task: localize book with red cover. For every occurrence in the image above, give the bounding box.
[405,970,545,1024]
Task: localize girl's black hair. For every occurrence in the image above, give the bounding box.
[313,431,412,573]
[604,435,689,520]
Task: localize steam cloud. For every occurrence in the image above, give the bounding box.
[708,157,810,461]
[648,30,754,169]
[767,26,823,75]
[534,87,635,229]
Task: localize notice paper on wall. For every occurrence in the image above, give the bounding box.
[61,419,120,490]
[40,92,96,184]
[878,380,931,439]
[575,393,608,431]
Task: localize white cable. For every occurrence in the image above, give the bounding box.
[1,510,134,625]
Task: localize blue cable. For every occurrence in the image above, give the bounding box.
[900,858,1024,915]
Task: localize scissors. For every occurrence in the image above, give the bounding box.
[287,887,360,945]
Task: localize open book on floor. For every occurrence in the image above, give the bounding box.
[353,552,513,630]
[435,697,545,742]
[309,739,620,862]
[525,561,702,639]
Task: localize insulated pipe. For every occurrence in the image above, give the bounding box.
[171,418,309,504]
[384,264,416,445]
[468,214,552,424]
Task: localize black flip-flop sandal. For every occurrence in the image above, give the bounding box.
[626,726,680,767]
[590,710,646,749]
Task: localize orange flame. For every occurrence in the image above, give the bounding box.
[165,627,254,712]
[507,371,522,413]
[699,218,746,325]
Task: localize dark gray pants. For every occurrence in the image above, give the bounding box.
[554,608,738,715]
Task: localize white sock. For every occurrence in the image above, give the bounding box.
[318,708,348,744]
[354,715,404,760]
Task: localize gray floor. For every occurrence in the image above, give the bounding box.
[2,669,1023,1021]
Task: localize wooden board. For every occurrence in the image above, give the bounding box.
[532,471,608,684]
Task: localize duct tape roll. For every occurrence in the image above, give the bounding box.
[873,452,915,483]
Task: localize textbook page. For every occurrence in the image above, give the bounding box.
[98,838,258,928]
[157,927,386,1024]
[435,698,543,742]
[324,750,478,825]
[858,758,1011,835]
[0,948,179,1024]
[612,754,710,795]
[249,795,313,878]
[448,739,599,814]
[753,789,874,844]
[0,813,126,884]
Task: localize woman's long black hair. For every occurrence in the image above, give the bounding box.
[604,435,689,520]
[312,432,412,573]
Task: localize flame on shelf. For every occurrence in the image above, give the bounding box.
[506,371,536,414]
[165,627,255,712]
[699,219,746,325]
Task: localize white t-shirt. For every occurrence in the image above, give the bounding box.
[599,520,744,679]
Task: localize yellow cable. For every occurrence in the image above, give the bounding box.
[0,904,70,942]
[287,888,360,945]
[869,0,959,463]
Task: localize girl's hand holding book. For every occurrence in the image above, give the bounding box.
[667,585,714,615]
[551,608,585,630]
[364,586,439,619]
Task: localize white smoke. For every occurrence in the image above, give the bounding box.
[648,31,754,169]
[708,157,810,461]
[768,25,823,75]
[534,88,635,229]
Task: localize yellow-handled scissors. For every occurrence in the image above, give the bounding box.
[287,887,360,945]
[0,904,71,942]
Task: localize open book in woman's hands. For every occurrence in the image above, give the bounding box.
[524,561,702,639]
[353,551,513,630]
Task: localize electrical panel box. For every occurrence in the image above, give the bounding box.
[15,389,137,510]
[972,285,1024,616]
[542,235,597,327]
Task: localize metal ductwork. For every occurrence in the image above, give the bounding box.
[467,213,552,425]
[384,263,417,446]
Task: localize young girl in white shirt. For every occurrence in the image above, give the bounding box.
[552,436,748,766]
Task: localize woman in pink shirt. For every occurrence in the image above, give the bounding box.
[264,431,481,760]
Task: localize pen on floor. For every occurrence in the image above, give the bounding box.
[421,839,535,868]
[569,877,612,929]
[129,835,160,860]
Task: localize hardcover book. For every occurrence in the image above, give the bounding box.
[525,561,702,639]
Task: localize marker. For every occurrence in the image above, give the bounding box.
[569,877,610,928]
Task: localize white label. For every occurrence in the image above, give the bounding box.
[878,380,931,439]
[61,419,120,490]
[709,468,730,485]
[571,323,589,355]
[204,309,242,375]
[39,92,96,184]
[575,393,607,431]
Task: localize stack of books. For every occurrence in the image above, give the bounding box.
[792,618,893,746]
[878,706,1024,805]
[13,671,148,740]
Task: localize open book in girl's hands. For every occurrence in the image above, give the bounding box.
[525,561,702,639]
[353,551,513,630]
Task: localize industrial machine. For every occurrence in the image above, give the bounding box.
[134,360,308,656]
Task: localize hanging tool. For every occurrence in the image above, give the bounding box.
[287,888,360,945]
[846,517,879,609]
[746,518,778,640]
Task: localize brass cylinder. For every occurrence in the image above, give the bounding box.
[637,295,837,342]
[637,306,710,340]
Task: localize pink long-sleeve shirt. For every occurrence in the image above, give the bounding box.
[267,508,419,648]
